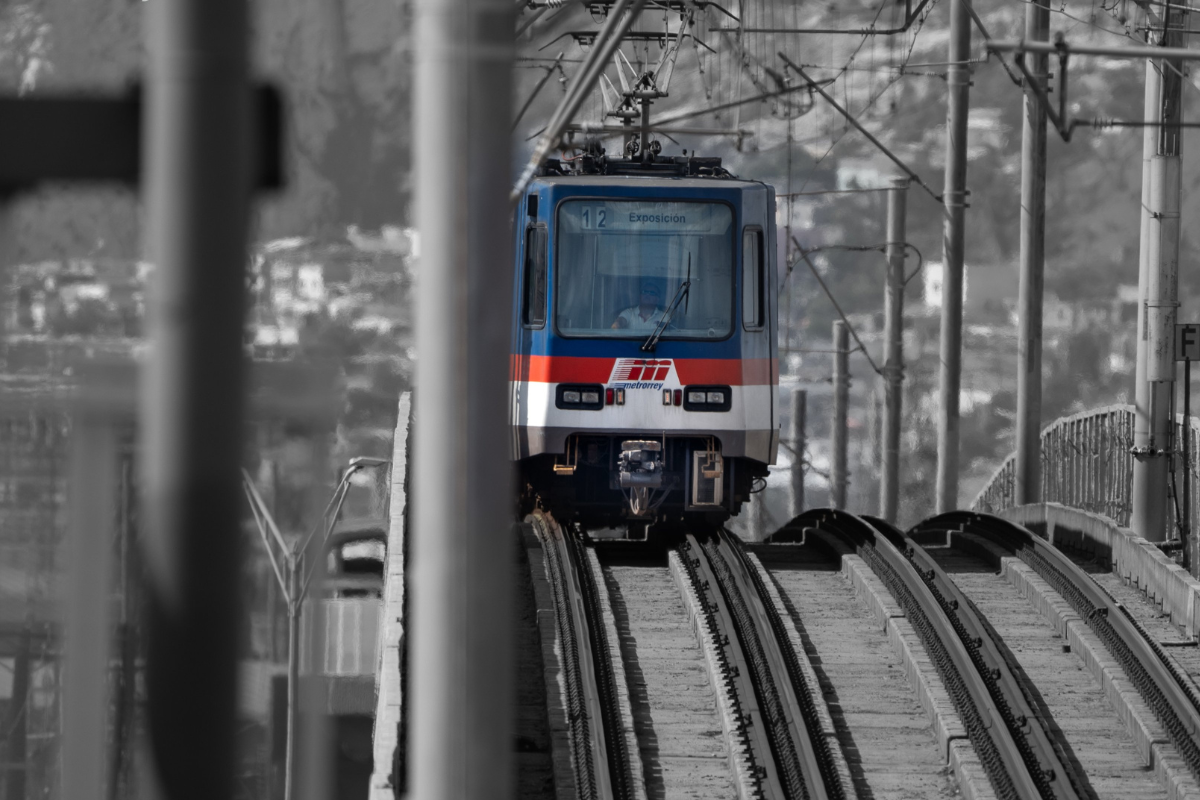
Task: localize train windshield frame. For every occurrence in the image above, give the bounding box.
[553,199,736,341]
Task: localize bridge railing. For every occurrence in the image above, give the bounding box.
[973,404,1137,526]
[974,403,1200,540]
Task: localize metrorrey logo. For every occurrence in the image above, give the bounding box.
[610,358,672,389]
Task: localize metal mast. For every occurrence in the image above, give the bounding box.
[411,0,517,797]
[935,0,971,512]
[1015,0,1049,505]
[1133,4,1187,542]
[141,0,253,796]
[880,178,908,523]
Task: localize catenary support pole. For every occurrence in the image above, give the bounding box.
[1015,0,1049,505]
[790,388,806,517]
[412,0,516,796]
[1132,54,1161,540]
[1185,358,1193,572]
[880,178,907,523]
[831,321,849,509]
[141,0,252,796]
[1133,6,1186,542]
[935,0,971,513]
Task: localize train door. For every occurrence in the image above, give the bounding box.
[740,186,773,462]
[513,192,548,459]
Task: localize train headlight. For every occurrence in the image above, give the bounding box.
[556,384,605,410]
[682,385,732,412]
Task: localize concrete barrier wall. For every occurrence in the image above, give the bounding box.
[1000,503,1200,639]
[370,391,410,800]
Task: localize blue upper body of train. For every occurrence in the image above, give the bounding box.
[510,154,778,531]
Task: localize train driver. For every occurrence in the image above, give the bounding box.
[611,281,665,330]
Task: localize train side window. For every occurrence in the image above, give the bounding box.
[523,224,548,328]
[742,226,764,330]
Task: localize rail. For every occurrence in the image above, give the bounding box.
[786,509,1049,799]
[874,515,1088,800]
[529,511,631,800]
[680,530,843,800]
[920,512,1200,783]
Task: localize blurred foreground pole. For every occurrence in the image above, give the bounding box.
[789,389,806,517]
[141,0,252,796]
[5,628,30,800]
[935,0,971,513]
[1015,0,1049,506]
[831,321,849,510]
[63,416,116,800]
[880,178,907,523]
[1133,7,1186,542]
[412,0,516,795]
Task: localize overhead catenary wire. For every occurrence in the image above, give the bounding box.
[786,0,938,195]
[780,53,941,202]
[792,235,883,377]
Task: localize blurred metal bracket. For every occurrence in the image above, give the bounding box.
[0,85,284,191]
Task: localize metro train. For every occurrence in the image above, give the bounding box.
[510,148,779,531]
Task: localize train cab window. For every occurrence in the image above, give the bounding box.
[523,223,548,328]
[554,200,734,339]
[742,226,764,330]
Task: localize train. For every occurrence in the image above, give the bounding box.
[510,148,779,532]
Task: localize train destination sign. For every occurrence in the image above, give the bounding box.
[1176,323,1200,361]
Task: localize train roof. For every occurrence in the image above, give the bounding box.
[529,174,771,192]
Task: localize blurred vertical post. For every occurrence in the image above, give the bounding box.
[880,178,907,523]
[935,0,971,513]
[750,490,767,540]
[141,0,253,796]
[4,627,30,800]
[1134,6,1187,542]
[63,415,116,800]
[1015,0,1049,506]
[412,0,516,795]
[831,321,849,510]
[789,389,806,517]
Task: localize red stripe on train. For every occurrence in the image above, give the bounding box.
[509,355,777,386]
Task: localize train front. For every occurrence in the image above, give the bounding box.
[511,170,778,532]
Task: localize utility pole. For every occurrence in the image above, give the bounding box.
[935,0,972,513]
[880,178,908,523]
[1133,5,1187,542]
[412,0,516,796]
[831,321,849,509]
[1132,52,1162,540]
[141,0,252,796]
[790,388,806,517]
[1015,0,1050,506]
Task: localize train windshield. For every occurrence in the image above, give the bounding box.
[555,200,734,339]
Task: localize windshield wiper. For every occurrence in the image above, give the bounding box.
[641,255,691,352]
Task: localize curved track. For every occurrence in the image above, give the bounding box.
[911,512,1200,797]
[517,508,1200,800]
[523,514,850,800]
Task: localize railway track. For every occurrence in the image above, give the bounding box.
[524,511,850,800]
[520,508,1200,799]
[906,512,1200,799]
